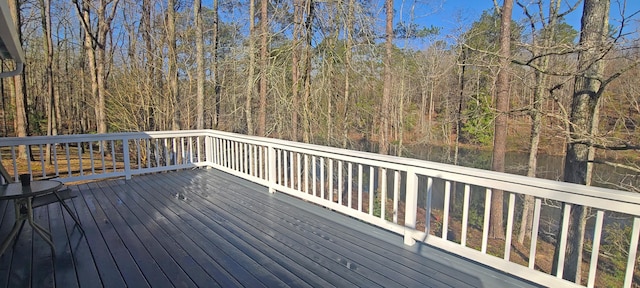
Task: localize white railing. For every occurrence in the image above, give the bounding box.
[1,130,638,287]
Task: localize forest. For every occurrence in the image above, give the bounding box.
[1,0,640,285]
[1,0,639,186]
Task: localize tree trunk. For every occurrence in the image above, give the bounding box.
[257,0,268,137]
[301,0,314,143]
[518,0,562,245]
[194,0,204,130]
[141,0,155,130]
[291,0,303,141]
[41,0,56,163]
[74,0,119,136]
[245,0,256,135]
[489,0,513,240]
[379,0,393,155]
[553,0,609,283]
[342,0,354,149]
[9,0,29,160]
[212,0,220,129]
[167,0,180,130]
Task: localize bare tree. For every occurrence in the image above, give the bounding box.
[8,0,29,159]
[301,0,314,143]
[257,0,268,136]
[246,0,256,135]
[342,0,354,148]
[489,0,513,240]
[40,0,56,163]
[553,0,610,283]
[379,0,393,155]
[167,0,180,130]
[73,0,120,135]
[291,0,303,141]
[194,0,204,129]
[516,0,579,245]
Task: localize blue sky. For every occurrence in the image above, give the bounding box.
[393,0,640,40]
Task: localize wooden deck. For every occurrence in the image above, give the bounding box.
[0,169,541,287]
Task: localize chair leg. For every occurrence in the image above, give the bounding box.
[10,221,26,249]
[59,200,84,234]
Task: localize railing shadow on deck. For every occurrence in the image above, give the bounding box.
[0,130,638,288]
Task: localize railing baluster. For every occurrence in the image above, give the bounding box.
[248,144,254,176]
[529,198,542,269]
[623,217,640,288]
[53,143,59,176]
[222,139,227,168]
[442,181,451,240]
[90,142,95,174]
[348,162,353,209]
[11,147,17,181]
[338,161,343,205]
[217,138,222,167]
[154,139,160,168]
[556,203,572,279]
[111,140,116,171]
[425,177,433,234]
[587,210,604,288]
[482,188,492,253]
[123,139,131,179]
[369,166,374,215]
[393,170,400,223]
[244,143,249,173]
[231,141,236,170]
[196,137,201,163]
[231,140,235,170]
[182,137,187,164]
[284,151,289,188]
[237,142,241,171]
[164,138,170,167]
[240,142,246,172]
[259,146,263,179]
[358,164,363,212]
[268,145,276,193]
[289,151,294,189]
[462,184,470,247]
[329,159,333,202]
[26,146,32,175]
[278,149,283,185]
[303,154,308,194]
[146,140,151,168]
[311,156,316,196]
[80,142,85,176]
[504,192,516,260]
[39,144,45,178]
[172,138,178,165]
[318,157,323,199]
[296,153,301,191]
[65,143,71,177]
[224,139,228,168]
[100,141,106,172]
[381,168,387,220]
[136,139,141,169]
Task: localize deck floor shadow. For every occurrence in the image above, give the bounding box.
[0,169,541,287]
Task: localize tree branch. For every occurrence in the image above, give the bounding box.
[589,160,640,173]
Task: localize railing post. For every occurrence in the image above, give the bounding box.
[404,168,418,246]
[122,139,131,180]
[268,145,276,193]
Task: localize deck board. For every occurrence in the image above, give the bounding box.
[0,168,542,287]
[191,173,460,287]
